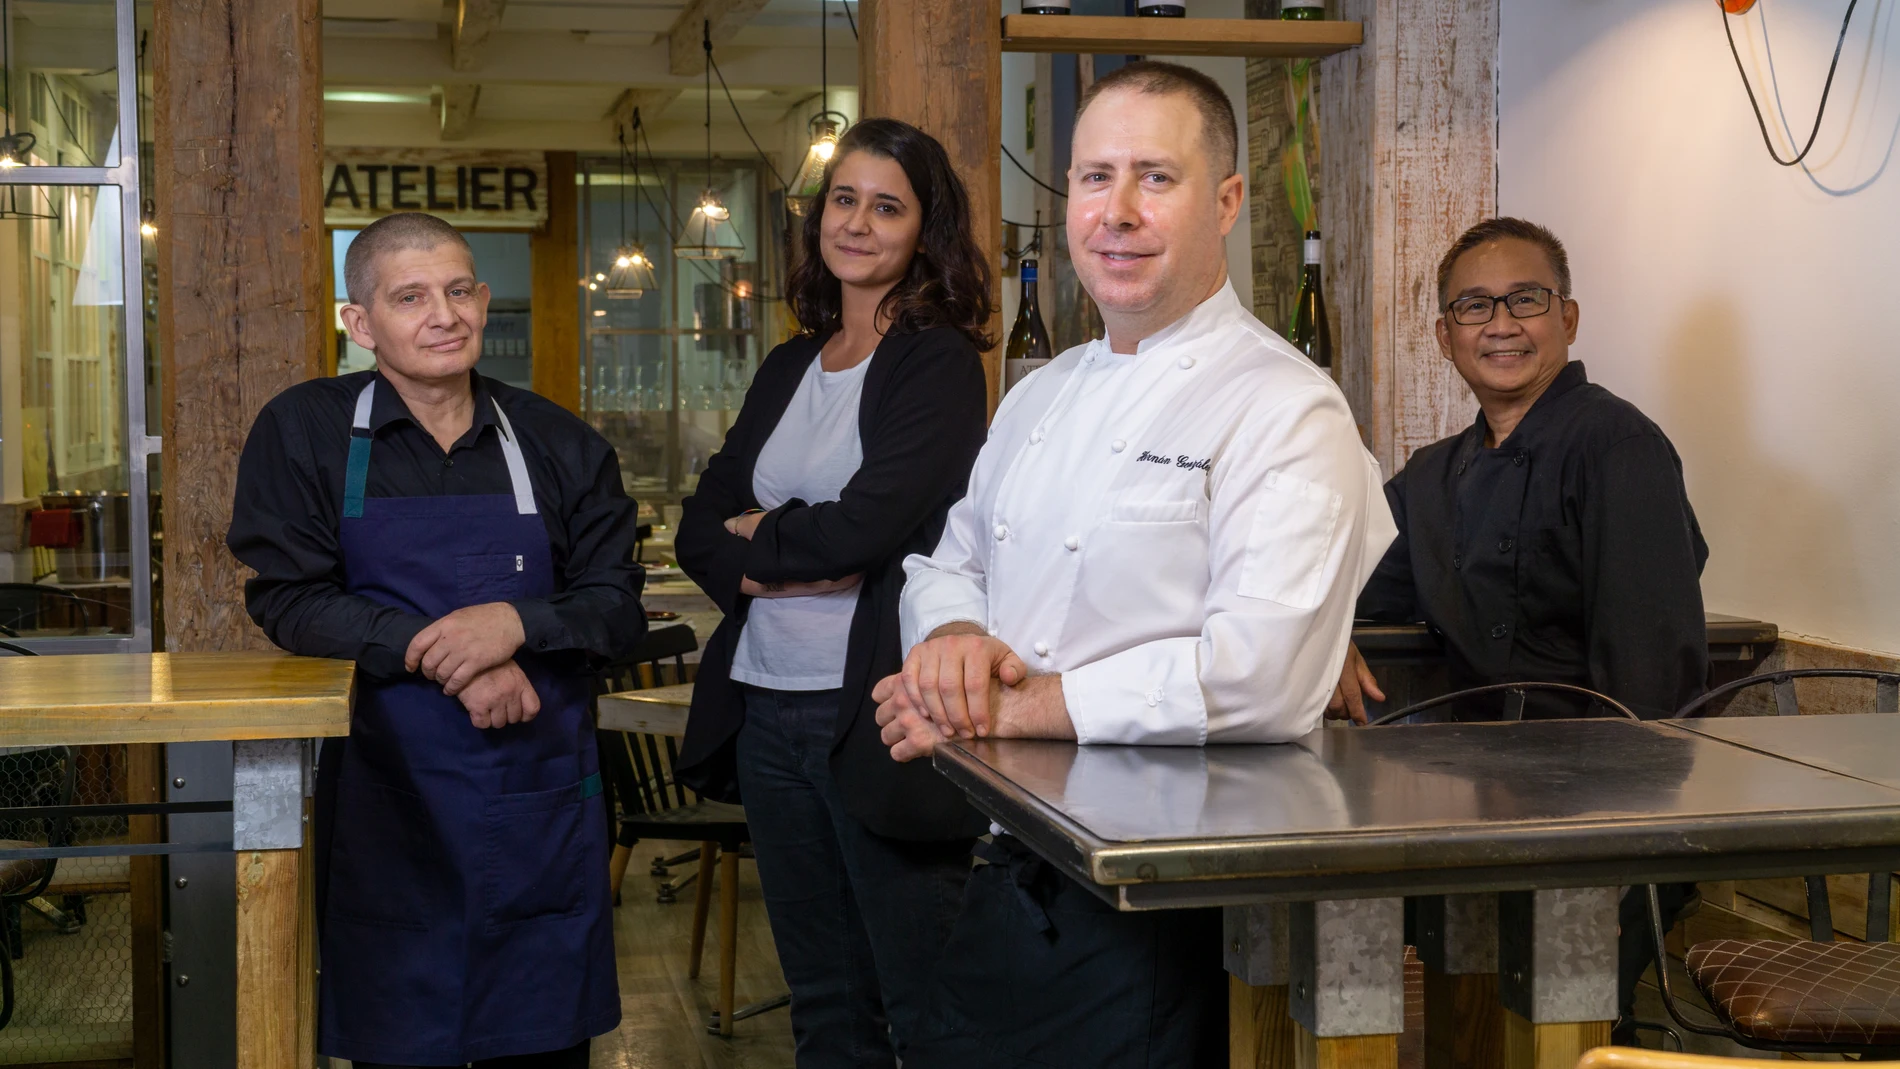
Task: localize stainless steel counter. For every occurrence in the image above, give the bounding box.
[933,718,1900,910]
[1666,712,1900,790]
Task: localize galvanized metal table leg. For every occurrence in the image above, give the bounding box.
[232,739,315,1069]
[1414,893,1505,1069]
[1226,904,1297,1068]
[1497,887,1618,1069]
[1290,898,1405,1069]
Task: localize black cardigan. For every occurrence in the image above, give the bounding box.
[674,326,991,842]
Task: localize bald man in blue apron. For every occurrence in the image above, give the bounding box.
[228,212,646,1068]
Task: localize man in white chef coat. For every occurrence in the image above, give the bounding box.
[873,61,1396,1068]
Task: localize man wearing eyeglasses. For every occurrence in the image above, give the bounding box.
[1338,216,1708,1041]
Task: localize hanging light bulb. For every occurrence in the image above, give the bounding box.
[788,114,845,217]
[606,242,657,299]
[677,20,747,261]
[0,132,30,169]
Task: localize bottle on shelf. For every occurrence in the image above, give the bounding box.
[1004,258,1054,394]
[1287,230,1333,374]
[1279,1,1325,18]
[1022,0,1071,12]
[1136,2,1187,14]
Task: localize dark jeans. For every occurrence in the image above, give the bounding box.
[355,1038,588,1068]
[735,686,975,1069]
[908,836,1228,1069]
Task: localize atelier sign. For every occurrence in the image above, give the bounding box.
[324,149,548,230]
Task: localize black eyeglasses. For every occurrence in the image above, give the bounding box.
[1445,286,1565,326]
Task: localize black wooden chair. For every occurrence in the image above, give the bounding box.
[1364,680,1640,726]
[593,622,787,1035]
[1642,669,1900,1055]
[0,640,76,1031]
[0,585,93,638]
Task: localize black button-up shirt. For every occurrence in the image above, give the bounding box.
[228,370,646,679]
[1358,362,1709,719]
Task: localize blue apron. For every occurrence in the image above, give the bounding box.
[315,381,619,1065]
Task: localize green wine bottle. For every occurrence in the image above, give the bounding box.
[1004,260,1054,393]
[1280,1,1325,19]
[1287,231,1333,373]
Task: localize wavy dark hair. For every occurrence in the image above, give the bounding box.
[787,117,995,350]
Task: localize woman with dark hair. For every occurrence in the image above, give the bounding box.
[674,117,993,1068]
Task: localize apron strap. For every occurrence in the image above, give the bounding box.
[341,381,538,519]
[343,383,375,519]
[488,399,539,517]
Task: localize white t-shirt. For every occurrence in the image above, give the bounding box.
[728,353,872,691]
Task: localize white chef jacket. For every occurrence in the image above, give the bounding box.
[900,282,1397,745]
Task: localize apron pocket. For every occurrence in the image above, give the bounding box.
[481,782,587,931]
[328,781,437,930]
[456,553,528,604]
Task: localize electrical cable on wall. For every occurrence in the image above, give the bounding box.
[1004,143,1067,198]
[1720,0,1860,167]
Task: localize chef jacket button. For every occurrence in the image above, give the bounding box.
[1452,553,1464,569]
[1498,537,1515,553]
[1177,356,1195,369]
[1111,439,1127,453]
[1146,693,1161,708]
[993,524,1009,541]
[988,626,999,637]
[1033,641,1051,657]
[1031,431,1044,444]
[1513,451,1527,466]
[1490,624,1509,640]
[1064,535,1080,552]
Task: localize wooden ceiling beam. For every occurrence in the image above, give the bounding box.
[450,0,507,72]
[439,83,480,140]
[666,0,773,77]
[604,87,684,133]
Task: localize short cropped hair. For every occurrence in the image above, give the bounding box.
[344,212,475,306]
[1435,217,1572,311]
[1075,60,1238,180]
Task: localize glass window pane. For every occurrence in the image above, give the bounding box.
[1,183,132,634]
[5,0,124,168]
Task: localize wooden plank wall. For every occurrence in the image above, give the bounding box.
[530,151,582,413]
[1244,2,1301,335]
[155,0,326,652]
[1315,0,1493,473]
[858,0,1005,408]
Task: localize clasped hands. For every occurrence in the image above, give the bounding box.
[872,624,1069,763]
[724,510,862,599]
[405,602,538,730]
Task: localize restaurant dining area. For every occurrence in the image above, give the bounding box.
[1,0,1898,1067]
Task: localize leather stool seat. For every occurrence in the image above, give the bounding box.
[1685,938,1900,1044]
[0,841,51,897]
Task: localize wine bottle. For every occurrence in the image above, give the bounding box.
[1279,1,1325,18]
[1022,0,1071,12]
[1287,230,1332,373]
[1004,259,1054,393]
[1136,3,1187,14]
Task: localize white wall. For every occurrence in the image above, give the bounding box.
[1499,0,1900,654]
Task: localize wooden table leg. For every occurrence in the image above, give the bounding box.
[233,740,314,1068]
[1415,894,1506,1069]
[1501,1014,1610,1069]
[1230,978,1298,1068]
[1497,889,1618,1069]
[1287,900,1406,1069]
[1295,1029,1399,1069]
[718,848,741,1036]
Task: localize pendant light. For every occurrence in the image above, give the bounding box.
[676,20,746,261]
[604,116,657,299]
[788,0,849,217]
[0,0,35,169]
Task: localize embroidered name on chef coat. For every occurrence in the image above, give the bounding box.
[1136,450,1212,472]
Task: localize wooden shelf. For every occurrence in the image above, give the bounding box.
[999,14,1362,58]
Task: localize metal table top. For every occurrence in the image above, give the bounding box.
[933,718,1900,910]
[1666,713,1900,791]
